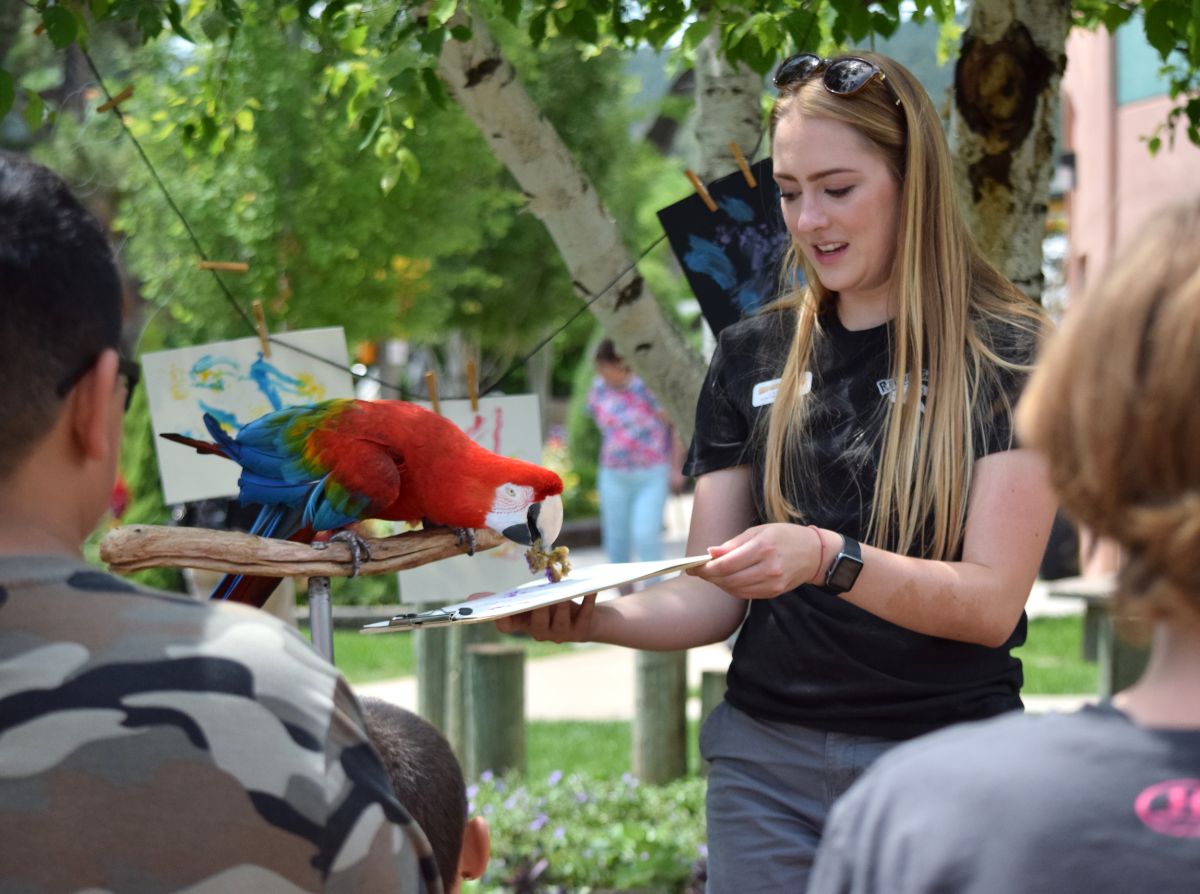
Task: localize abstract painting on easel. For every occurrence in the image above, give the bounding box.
[143,327,354,504]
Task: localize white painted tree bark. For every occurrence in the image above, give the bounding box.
[951,0,1072,302]
[437,11,705,438]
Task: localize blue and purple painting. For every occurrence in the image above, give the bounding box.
[657,158,796,334]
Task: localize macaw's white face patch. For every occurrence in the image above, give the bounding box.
[752,373,811,407]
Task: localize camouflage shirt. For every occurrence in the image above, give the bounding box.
[0,556,442,894]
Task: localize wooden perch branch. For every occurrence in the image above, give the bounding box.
[100,525,507,578]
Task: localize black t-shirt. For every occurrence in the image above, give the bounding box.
[685,307,1030,739]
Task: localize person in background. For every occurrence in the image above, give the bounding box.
[587,339,675,581]
[500,52,1055,891]
[0,150,438,893]
[808,197,1200,893]
[362,699,491,893]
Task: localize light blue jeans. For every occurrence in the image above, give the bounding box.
[596,463,670,564]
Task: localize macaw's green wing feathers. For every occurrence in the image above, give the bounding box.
[297,423,404,531]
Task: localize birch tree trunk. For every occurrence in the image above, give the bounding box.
[438,10,705,439]
[693,32,766,181]
[951,0,1072,302]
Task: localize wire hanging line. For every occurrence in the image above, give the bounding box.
[81,48,672,402]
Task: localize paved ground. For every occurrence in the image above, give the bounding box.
[356,494,1095,719]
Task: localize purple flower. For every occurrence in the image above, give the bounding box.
[574,791,589,804]
[554,826,566,840]
[466,784,479,799]
[480,770,494,783]
[547,770,563,786]
[528,813,549,832]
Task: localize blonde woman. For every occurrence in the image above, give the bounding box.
[501,53,1055,890]
[809,198,1200,893]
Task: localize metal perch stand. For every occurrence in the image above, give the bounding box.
[99,524,506,664]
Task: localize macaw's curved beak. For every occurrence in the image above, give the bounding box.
[502,494,564,547]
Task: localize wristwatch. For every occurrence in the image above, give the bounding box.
[824,535,863,594]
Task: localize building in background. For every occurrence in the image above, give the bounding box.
[1061,22,1200,305]
[1059,21,1200,577]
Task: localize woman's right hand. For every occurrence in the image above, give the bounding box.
[496,592,600,643]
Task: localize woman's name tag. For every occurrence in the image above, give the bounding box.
[752,373,811,407]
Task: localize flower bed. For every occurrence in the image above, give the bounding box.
[471,770,707,893]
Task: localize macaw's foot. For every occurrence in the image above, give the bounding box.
[313,530,373,577]
[454,527,477,557]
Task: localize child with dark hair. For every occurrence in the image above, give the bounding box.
[362,698,491,893]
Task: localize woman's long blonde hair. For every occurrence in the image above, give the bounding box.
[1017,199,1200,618]
[762,52,1047,559]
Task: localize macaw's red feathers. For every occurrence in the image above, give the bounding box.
[160,399,565,608]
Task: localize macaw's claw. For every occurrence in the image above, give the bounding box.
[454,527,478,557]
[313,530,373,577]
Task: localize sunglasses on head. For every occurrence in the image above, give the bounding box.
[773,53,902,107]
[55,351,141,412]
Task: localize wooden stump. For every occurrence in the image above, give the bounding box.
[447,623,501,756]
[416,626,451,733]
[698,669,727,777]
[633,650,687,783]
[464,643,525,780]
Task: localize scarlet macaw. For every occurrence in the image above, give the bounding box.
[162,398,564,606]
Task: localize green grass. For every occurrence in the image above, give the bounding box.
[527,720,702,781]
[306,628,576,685]
[1017,615,1098,695]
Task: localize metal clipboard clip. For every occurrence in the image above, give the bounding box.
[362,604,477,630]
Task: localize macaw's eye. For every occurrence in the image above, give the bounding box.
[505,485,517,497]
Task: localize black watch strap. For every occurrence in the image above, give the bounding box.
[824,535,863,594]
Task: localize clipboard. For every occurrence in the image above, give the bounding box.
[361,555,712,632]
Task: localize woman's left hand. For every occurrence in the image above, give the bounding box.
[690,523,824,600]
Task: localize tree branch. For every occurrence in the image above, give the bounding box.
[99,524,507,577]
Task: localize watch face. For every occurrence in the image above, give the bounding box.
[827,555,864,591]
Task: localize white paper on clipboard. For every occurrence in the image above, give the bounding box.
[361,555,712,632]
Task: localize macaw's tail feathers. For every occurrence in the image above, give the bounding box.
[159,432,226,456]
[212,573,287,607]
[211,505,316,609]
[161,414,240,457]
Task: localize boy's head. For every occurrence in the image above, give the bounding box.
[0,152,125,480]
[361,698,489,892]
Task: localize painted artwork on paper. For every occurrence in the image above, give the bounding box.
[398,394,546,603]
[144,327,354,505]
[656,157,795,334]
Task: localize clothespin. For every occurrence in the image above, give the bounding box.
[96,85,135,114]
[251,300,271,358]
[730,142,757,188]
[425,371,441,416]
[684,169,718,213]
[197,260,250,272]
[466,358,479,412]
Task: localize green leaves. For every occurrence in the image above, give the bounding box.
[42,6,79,49]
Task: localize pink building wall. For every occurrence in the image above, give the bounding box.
[1060,28,1200,303]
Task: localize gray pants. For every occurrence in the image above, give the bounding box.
[701,701,900,893]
